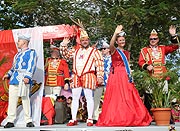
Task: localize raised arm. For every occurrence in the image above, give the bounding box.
[169,25,176,36]
[110,25,123,54]
[169,25,179,44]
[59,37,74,60]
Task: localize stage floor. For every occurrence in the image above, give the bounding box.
[0,122,179,131]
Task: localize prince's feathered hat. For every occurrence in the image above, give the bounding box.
[69,16,89,40]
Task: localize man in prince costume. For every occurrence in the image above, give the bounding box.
[59,28,104,126]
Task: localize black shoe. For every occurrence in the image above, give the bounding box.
[4,122,14,128]
[93,120,97,124]
[26,122,35,127]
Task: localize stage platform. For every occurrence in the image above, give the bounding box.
[0,122,179,131]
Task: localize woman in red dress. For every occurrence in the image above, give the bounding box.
[96,25,152,126]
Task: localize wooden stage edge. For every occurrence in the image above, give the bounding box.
[0,122,179,131]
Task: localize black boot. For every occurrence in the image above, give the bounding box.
[26,122,35,127]
[4,122,14,128]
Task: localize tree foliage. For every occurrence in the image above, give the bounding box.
[0,0,180,70]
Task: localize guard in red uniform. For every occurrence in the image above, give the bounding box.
[44,46,70,96]
[138,25,179,112]
[138,25,179,77]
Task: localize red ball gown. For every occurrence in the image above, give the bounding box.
[96,50,152,126]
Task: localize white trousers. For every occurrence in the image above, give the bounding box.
[93,86,104,120]
[44,86,62,96]
[7,85,32,123]
[71,87,94,120]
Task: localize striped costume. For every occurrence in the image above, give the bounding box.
[60,43,104,123]
[60,45,104,89]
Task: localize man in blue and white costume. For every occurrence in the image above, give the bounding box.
[102,43,112,87]
[2,34,37,128]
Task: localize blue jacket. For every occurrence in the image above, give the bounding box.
[7,48,37,85]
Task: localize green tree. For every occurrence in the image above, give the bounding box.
[1,0,180,70]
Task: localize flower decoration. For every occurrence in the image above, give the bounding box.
[166,76,171,81]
